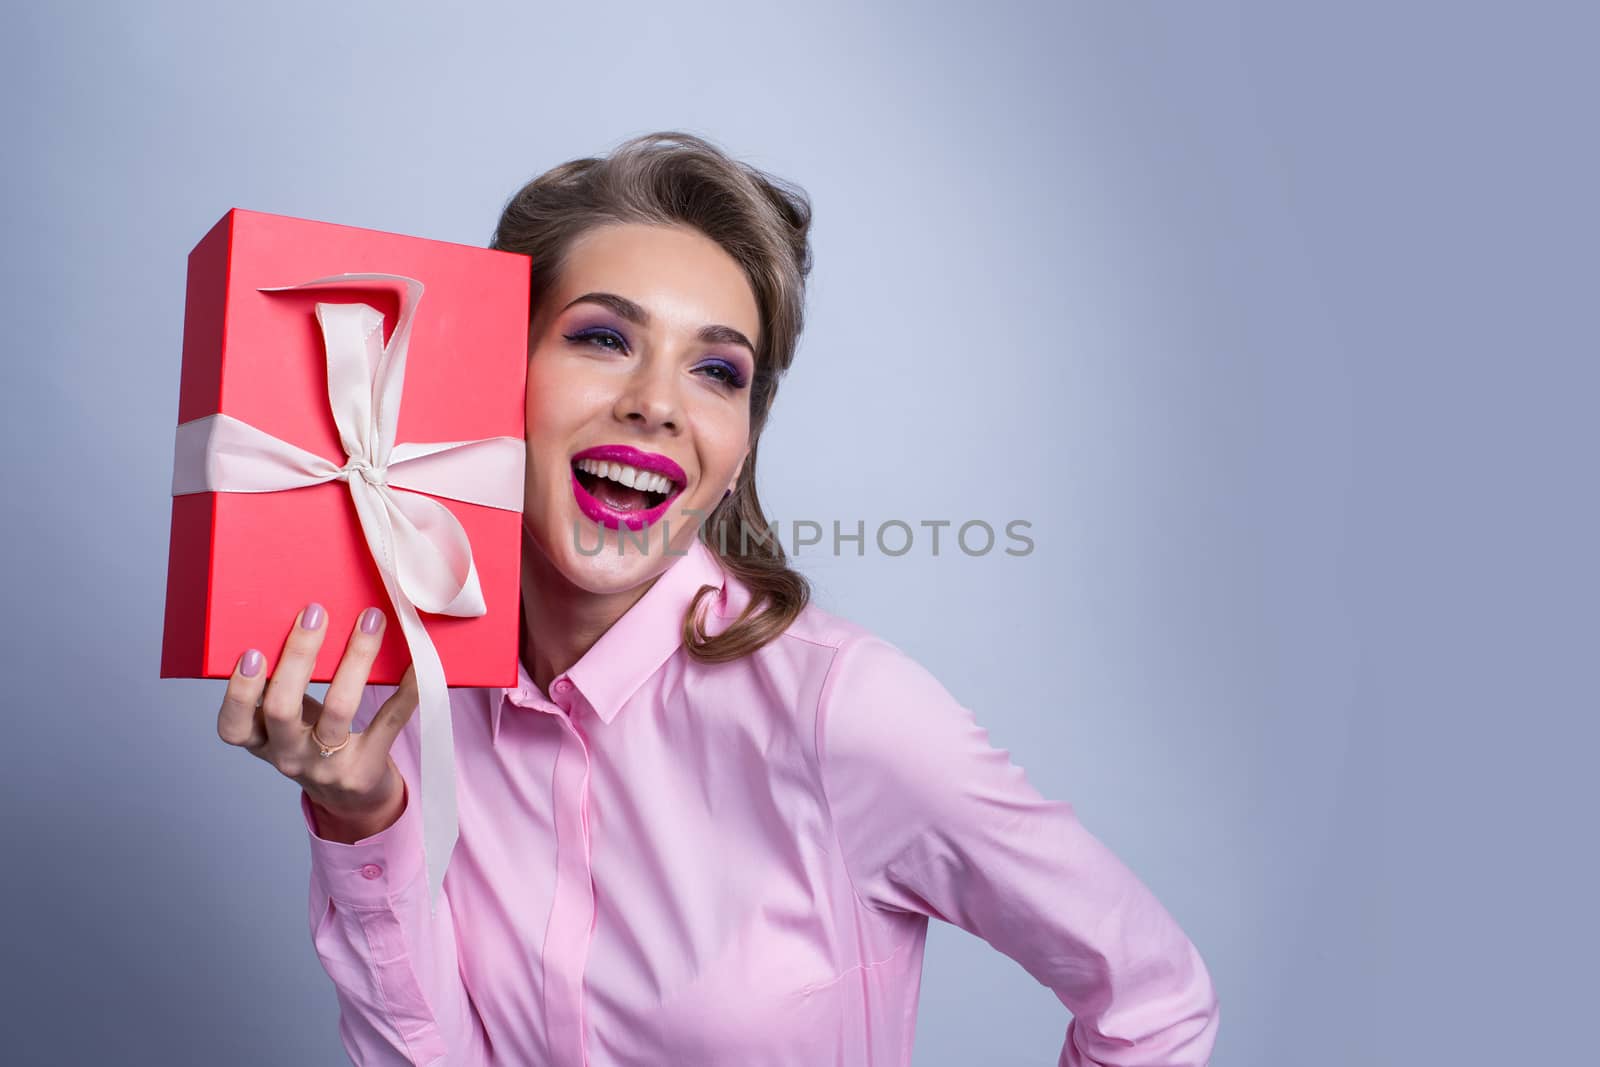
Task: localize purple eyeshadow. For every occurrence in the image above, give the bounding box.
[700,358,748,388]
[565,319,749,389]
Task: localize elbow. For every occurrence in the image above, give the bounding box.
[1138,921,1221,1065]
[1160,940,1221,1066]
[1076,939,1221,1067]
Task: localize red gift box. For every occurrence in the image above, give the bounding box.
[161,208,530,687]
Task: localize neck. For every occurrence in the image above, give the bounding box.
[517,533,654,696]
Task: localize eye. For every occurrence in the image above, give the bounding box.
[564,327,627,352]
[696,359,748,390]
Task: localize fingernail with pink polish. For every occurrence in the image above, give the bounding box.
[360,607,383,634]
[302,603,325,631]
[241,650,263,677]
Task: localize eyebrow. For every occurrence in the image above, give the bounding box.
[560,291,757,356]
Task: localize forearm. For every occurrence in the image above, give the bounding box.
[817,634,1220,1066]
[303,783,492,1065]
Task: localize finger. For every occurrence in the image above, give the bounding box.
[316,606,389,749]
[217,648,269,748]
[261,602,330,749]
[358,664,420,756]
[271,695,321,750]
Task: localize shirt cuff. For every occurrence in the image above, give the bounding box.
[301,784,424,908]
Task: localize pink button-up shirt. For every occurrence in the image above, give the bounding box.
[300,537,1218,1066]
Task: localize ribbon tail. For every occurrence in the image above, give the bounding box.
[403,590,457,916]
[346,480,459,916]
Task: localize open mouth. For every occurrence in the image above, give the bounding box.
[570,456,685,530]
[576,460,675,511]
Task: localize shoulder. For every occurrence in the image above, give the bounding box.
[783,608,1010,851]
[729,591,968,764]
[711,566,867,654]
[706,574,956,738]
[724,587,942,702]
[713,565,926,668]
[768,597,877,656]
[811,619,973,775]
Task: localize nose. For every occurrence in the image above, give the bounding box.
[613,359,682,434]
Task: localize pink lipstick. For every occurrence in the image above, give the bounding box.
[569,444,688,532]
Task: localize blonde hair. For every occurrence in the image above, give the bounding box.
[491,131,813,662]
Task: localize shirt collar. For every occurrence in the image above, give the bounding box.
[490,536,728,741]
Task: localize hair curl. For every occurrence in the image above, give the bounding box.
[491,130,813,662]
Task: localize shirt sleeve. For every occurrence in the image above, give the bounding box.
[815,635,1220,1067]
[301,684,492,1066]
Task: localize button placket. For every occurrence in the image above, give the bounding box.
[538,699,597,1067]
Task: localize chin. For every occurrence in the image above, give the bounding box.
[563,549,669,595]
[523,511,684,595]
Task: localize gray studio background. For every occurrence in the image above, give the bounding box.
[3,3,1593,1065]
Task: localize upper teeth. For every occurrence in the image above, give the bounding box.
[575,458,676,495]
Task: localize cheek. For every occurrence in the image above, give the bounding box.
[695,411,751,480]
[522,382,575,485]
[523,357,600,439]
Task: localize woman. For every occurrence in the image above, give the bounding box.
[217,131,1219,1066]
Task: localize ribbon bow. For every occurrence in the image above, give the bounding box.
[172,273,524,913]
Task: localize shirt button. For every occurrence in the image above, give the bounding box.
[553,678,573,695]
[359,864,383,880]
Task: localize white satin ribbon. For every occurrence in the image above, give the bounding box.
[172,272,524,914]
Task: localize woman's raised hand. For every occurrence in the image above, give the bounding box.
[216,602,420,843]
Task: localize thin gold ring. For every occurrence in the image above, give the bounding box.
[311,722,352,759]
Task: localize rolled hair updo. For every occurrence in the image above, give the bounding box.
[490,130,813,663]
